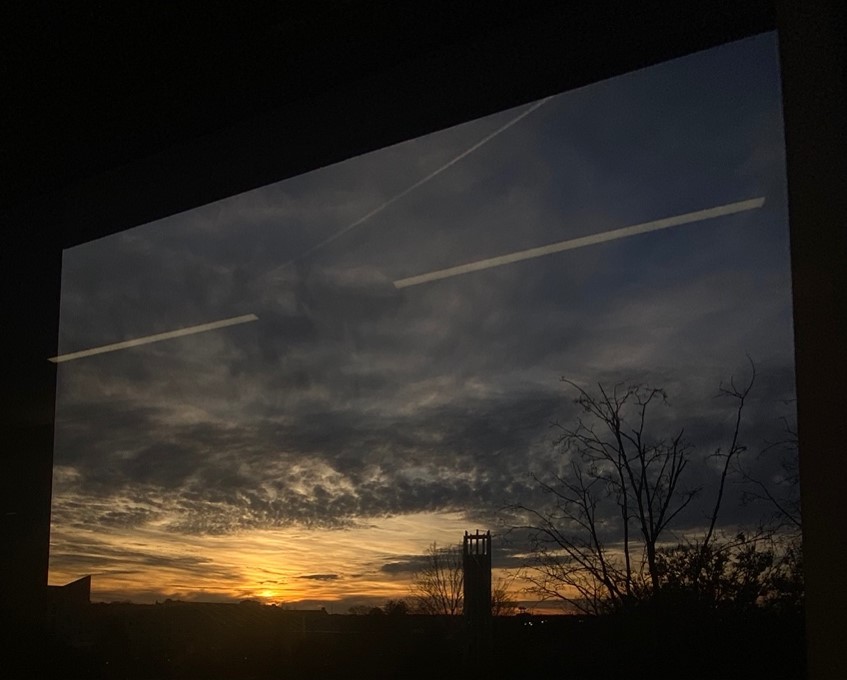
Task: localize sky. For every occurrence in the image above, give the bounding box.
[49,32,797,611]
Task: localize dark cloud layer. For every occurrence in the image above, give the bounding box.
[51,33,797,583]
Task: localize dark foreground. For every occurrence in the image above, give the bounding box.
[11,602,805,679]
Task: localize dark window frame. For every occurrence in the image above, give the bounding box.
[1,3,843,676]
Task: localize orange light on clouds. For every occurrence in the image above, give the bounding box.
[49,508,496,606]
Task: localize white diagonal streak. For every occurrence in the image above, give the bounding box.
[49,313,259,363]
[270,96,553,274]
[393,197,766,289]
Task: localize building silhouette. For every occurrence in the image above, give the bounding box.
[462,530,492,664]
[46,575,93,648]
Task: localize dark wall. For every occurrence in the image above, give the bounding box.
[778,3,847,678]
[2,3,776,242]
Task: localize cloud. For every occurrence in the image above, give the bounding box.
[379,556,431,575]
[50,33,797,602]
[52,347,795,543]
[298,574,340,581]
[48,533,225,578]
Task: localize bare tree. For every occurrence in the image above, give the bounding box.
[491,576,518,616]
[512,365,756,614]
[411,542,464,615]
[741,416,801,532]
[736,414,803,612]
[411,540,523,616]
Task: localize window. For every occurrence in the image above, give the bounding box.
[48,31,804,678]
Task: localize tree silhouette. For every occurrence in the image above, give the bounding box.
[511,364,759,614]
[347,605,373,615]
[411,542,464,615]
[491,576,518,616]
[741,416,801,531]
[382,599,410,616]
[410,541,518,615]
[652,534,776,611]
[737,415,803,612]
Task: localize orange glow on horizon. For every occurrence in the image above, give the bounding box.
[49,509,519,608]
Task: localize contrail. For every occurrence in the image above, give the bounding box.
[50,198,765,362]
[268,96,553,276]
[49,313,259,363]
[50,101,551,363]
[393,197,766,289]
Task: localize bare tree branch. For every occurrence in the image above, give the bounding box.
[410,542,464,615]
[513,364,775,613]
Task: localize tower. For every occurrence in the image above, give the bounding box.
[463,529,492,666]
[462,530,492,621]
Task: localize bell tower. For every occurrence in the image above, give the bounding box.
[462,529,492,666]
[462,529,492,621]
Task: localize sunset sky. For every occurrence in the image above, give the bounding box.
[49,32,797,612]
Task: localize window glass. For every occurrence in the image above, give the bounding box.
[49,30,800,675]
